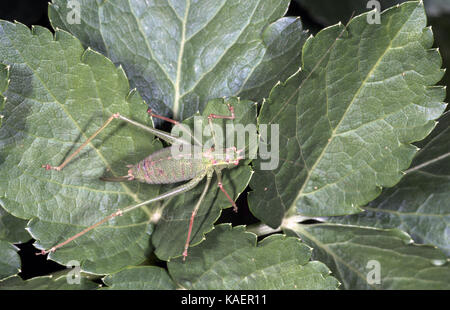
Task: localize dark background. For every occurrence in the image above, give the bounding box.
[0,0,448,281]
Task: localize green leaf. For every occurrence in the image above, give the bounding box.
[0,63,8,94]
[103,266,176,290]
[328,111,450,255]
[429,13,450,103]
[294,0,450,102]
[152,98,255,260]
[0,63,9,128]
[287,223,450,289]
[0,204,30,244]
[167,224,339,289]
[0,22,162,274]
[0,63,24,281]
[249,1,447,228]
[0,241,20,281]
[0,272,98,290]
[49,0,308,120]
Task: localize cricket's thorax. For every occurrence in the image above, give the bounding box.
[127,146,242,184]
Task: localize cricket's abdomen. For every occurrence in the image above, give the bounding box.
[129,147,205,184]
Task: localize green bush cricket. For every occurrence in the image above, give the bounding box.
[38,104,243,261]
[35,20,350,261]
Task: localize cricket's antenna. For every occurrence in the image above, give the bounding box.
[348,10,356,25]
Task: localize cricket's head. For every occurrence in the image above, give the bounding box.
[205,146,245,169]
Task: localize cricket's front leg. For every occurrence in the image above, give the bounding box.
[207,103,236,149]
[208,103,235,121]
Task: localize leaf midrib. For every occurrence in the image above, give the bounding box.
[173,0,190,120]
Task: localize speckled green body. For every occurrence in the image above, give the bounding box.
[128,146,241,184]
[129,147,206,184]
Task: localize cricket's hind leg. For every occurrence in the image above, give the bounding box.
[37,171,207,256]
[42,113,121,171]
[42,113,190,172]
[183,169,213,261]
